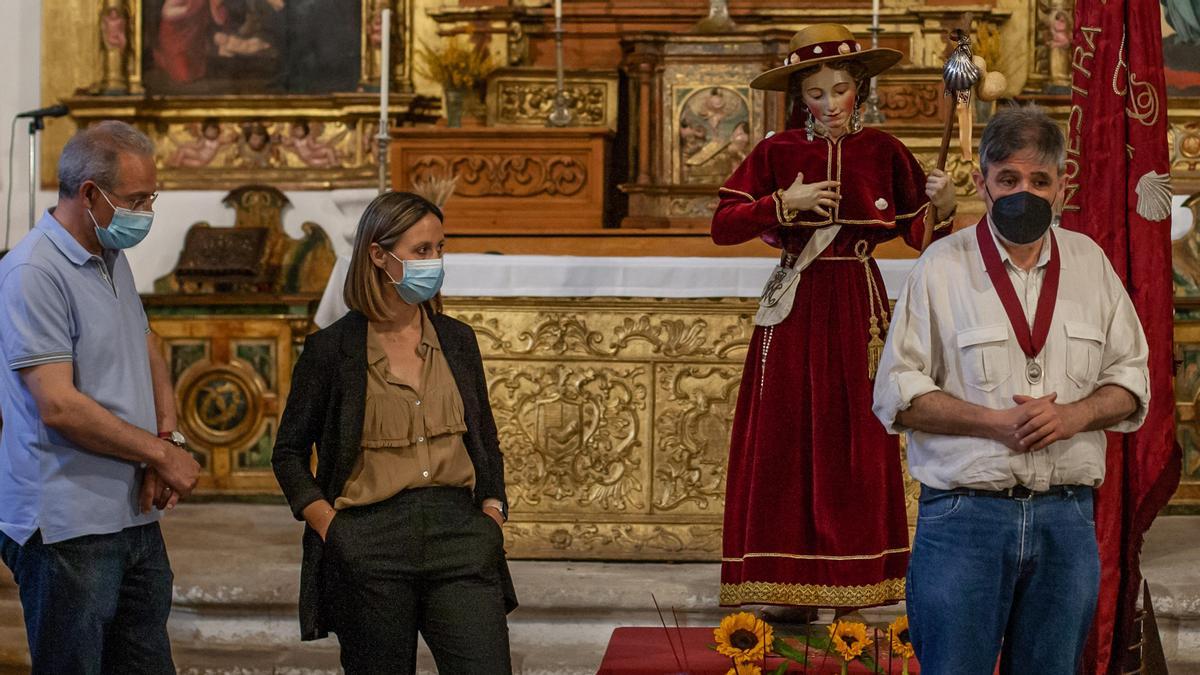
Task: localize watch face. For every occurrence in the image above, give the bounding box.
[169,431,187,447]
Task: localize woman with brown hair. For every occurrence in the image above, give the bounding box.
[272,191,516,673]
[713,24,957,613]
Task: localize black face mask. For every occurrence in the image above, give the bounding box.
[987,188,1054,244]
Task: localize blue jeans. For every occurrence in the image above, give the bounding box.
[0,522,175,675]
[906,485,1100,675]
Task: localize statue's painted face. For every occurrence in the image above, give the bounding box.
[800,65,857,133]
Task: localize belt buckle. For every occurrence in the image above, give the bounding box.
[1008,485,1034,500]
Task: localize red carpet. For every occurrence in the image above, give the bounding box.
[598,626,920,674]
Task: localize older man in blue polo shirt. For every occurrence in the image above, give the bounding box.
[0,120,201,673]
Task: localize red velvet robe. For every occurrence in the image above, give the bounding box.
[713,126,951,608]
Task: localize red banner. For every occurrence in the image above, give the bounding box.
[1062,0,1181,671]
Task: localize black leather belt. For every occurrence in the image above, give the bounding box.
[924,484,1088,500]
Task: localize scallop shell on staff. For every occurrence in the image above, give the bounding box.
[943,48,982,92]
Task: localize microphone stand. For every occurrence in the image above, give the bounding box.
[27,115,45,238]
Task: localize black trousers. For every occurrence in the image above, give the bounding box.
[322,486,512,675]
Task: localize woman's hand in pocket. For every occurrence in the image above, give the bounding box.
[302,500,338,542]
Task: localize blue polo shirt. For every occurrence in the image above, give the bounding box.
[0,210,158,545]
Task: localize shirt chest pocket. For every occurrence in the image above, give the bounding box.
[1064,321,1105,388]
[956,324,1011,392]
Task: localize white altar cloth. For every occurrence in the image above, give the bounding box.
[314,254,918,328]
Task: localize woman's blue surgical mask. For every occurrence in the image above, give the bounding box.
[386,252,444,305]
[87,188,154,250]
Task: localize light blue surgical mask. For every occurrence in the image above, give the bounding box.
[386,253,444,305]
[87,188,154,250]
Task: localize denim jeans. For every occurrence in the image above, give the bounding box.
[0,522,175,675]
[906,485,1100,675]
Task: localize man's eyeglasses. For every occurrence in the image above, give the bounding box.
[111,191,159,212]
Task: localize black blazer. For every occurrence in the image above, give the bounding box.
[272,309,517,641]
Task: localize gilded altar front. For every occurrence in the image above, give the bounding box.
[442,296,754,560]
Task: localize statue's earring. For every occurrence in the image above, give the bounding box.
[805,109,816,141]
[851,97,862,132]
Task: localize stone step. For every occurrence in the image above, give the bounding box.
[0,506,1195,674]
[1140,516,1200,673]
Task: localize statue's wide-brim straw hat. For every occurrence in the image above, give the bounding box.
[750,24,903,92]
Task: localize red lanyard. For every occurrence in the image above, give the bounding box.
[975,220,1061,360]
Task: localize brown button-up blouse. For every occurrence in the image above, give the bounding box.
[334,311,474,509]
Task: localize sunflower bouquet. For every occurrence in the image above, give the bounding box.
[710,611,918,674]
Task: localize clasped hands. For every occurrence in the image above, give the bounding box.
[990,393,1086,453]
[138,442,202,514]
[778,169,956,220]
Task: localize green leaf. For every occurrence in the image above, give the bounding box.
[769,663,790,675]
[787,631,832,653]
[771,638,810,666]
[858,651,886,674]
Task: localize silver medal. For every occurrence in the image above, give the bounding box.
[1026,360,1043,384]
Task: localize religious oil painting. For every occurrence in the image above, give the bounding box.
[1162,0,1200,96]
[675,85,752,185]
[142,0,362,95]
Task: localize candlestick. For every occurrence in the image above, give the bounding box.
[547,0,573,126]
[872,0,880,29]
[378,7,392,193]
[379,8,391,130]
[863,26,886,124]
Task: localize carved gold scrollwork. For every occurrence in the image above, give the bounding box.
[916,152,978,197]
[496,82,609,126]
[500,522,722,559]
[488,363,649,512]
[512,315,610,356]
[653,365,738,512]
[451,308,754,361]
[440,300,761,559]
[1171,123,1200,173]
[611,317,711,357]
[409,155,587,198]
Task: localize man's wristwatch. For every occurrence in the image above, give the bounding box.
[158,430,187,448]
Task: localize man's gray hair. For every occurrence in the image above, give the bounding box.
[978,105,1066,176]
[57,120,155,198]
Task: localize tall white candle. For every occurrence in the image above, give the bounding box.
[380,8,391,133]
[872,0,880,29]
[554,0,562,23]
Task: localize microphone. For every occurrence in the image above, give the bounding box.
[15,104,69,119]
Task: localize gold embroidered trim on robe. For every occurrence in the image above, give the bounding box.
[720,577,906,608]
[723,546,910,563]
[773,189,800,225]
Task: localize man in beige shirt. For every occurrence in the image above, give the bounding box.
[872,106,1149,674]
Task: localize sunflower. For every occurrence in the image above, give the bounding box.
[725,662,763,675]
[714,611,774,662]
[889,615,915,660]
[827,620,873,662]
